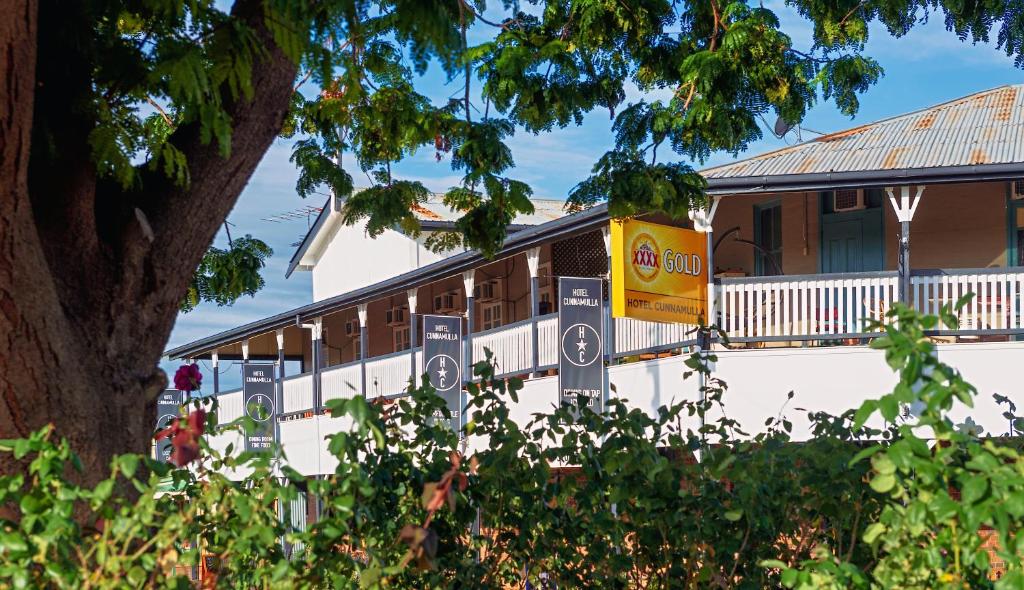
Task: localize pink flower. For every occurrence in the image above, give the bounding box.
[155,408,207,467]
[173,364,203,392]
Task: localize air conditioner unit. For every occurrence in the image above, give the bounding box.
[473,279,502,302]
[833,188,865,212]
[1012,180,1024,200]
[434,292,458,313]
[385,306,407,326]
[344,319,360,337]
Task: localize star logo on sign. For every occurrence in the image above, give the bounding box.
[425,354,460,391]
[560,323,602,367]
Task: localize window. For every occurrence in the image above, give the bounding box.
[392,326,410,352]
[481,301,502,331]
[353,337,362,361]
[755,203,783,276]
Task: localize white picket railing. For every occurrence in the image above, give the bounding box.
[614,317,694,355]
[282,373,314,414]
[217,390,243,423]
[911,269,1024,332]
[717,272,899,340]
[320,362,362,404]
[472,318,533,376]
[537,316,558,367]
[209,268,1024,418]
[365,351,415,398]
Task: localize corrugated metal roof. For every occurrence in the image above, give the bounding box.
[411,193,567,225]
[702,85,1024,180]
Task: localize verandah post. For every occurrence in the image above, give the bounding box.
[211,350,220,394]
[357,304,368,398]
[688,196,720,463]
[276,329,285,415]
[408,288,419,386]
[887,186,924,308]
[312,318,323,412]
[526,247,541,377]
[600,227,614,408]
[463,270,476,383]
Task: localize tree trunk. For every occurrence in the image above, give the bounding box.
[0,0,298,485]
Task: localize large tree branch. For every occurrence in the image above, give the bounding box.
[118,0,299,355]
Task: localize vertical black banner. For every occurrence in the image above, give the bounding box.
[558,277,605,417]
[155,389,183,463]
[422,314,463,432]
[243,364,277,452]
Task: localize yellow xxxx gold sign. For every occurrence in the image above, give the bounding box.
[610,219,707,325]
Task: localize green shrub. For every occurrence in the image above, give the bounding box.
[1,304,1021,588]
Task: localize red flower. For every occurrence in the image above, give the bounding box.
[155,408,207,467]
[173,364,203,392]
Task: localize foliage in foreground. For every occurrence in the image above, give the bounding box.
[2,304,1024,588]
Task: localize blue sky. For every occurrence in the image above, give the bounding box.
[164,2,1022,387]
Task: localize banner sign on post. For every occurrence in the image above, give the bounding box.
[558,277,605,417]
[242,364,277,452]
[610,219,707,324]
[422,314,463,433]
[155,389,183,463]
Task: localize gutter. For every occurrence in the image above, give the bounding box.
[704,162,1024,195]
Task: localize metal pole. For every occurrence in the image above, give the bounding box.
[530,275,539,376]
[312,319,323,412]
[212,351,220,394]
[900,220,911,305]
[410,312,418,382]
[358,304,368,397]
[359,325,368,394]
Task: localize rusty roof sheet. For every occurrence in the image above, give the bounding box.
[701,85,1024,180]
[412,193,567,225]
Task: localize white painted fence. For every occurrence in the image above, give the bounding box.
[614,317,694,355]
[472,319,533,376]
[365,351,416,398]
[209,267,1024,415]
[282,373,314,414]
[320,362,362,403]
[717,272,899,340]
[911,269,1024,332]
[537,316,558,367]
[217,390,243,423]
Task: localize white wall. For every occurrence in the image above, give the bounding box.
[311,222,444,301]
[252,341,1024,476]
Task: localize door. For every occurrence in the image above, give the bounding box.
[820,194,884,334]
[822,218,865,273]
[819,190,884,273]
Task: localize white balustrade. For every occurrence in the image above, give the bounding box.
[537,315,558,367]
[216,389,243,423]
[320,362,363,403]
[283,373,314,414]
[614,317,694,355]
[912,270,1024,332]
[365,352,414,398]
[472,319,533,376]
[717,272,899,340]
